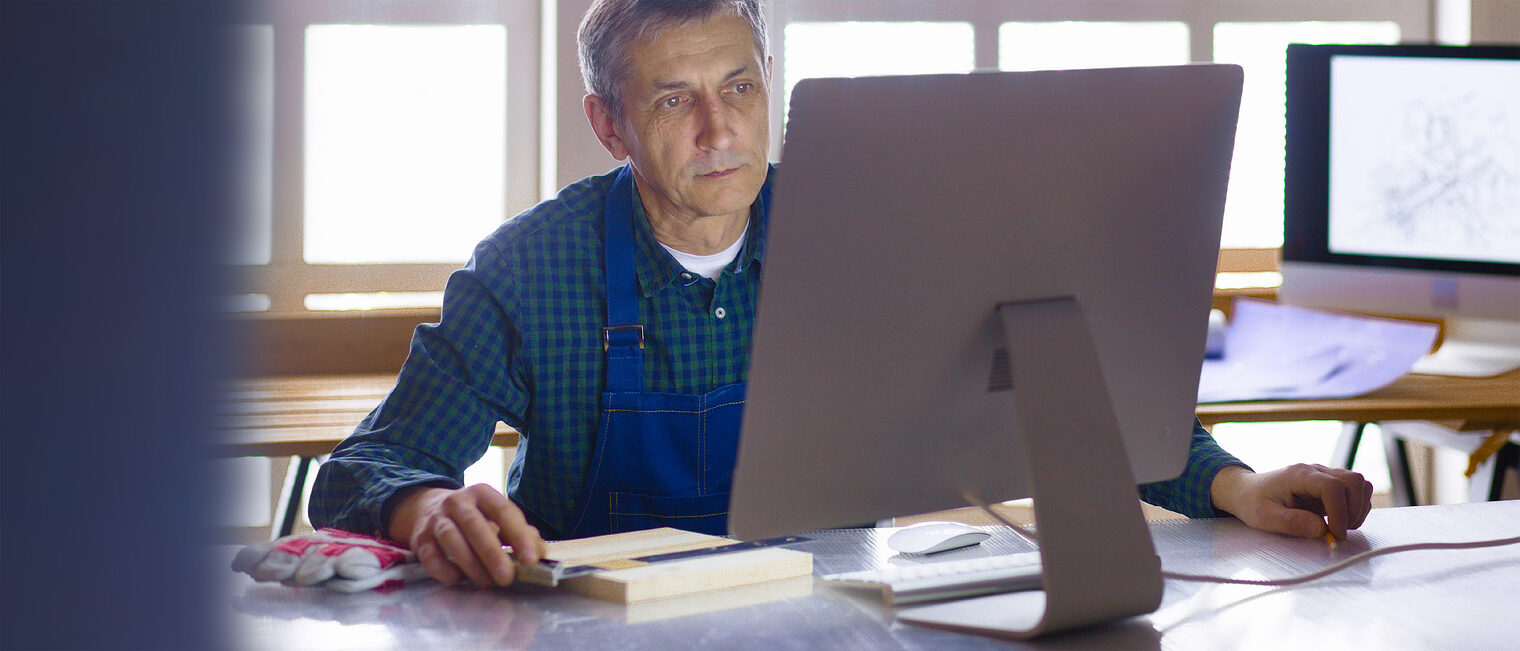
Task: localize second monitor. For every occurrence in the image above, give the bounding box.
[1281,43,1520,377]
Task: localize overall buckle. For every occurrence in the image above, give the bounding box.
[602,324,645,351]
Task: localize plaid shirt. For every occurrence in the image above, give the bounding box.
[310,164,1245,539]
[1144,420,1249,518]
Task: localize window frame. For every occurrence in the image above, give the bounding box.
[236,0,539,315]
[764,0,1433,263]
[766,2,1433,154]
[235,0,1450,366]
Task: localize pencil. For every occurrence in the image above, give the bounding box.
[1324,530,1338,550]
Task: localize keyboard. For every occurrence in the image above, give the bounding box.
[819,551,1043,605]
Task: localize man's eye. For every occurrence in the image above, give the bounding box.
[661,96,683,109]
[733,82,752,94]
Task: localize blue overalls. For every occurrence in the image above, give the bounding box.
[563,166,764,538]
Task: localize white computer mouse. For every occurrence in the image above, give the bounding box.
[886,521,991,555]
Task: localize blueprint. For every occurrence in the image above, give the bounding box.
[1197,298,1440,403]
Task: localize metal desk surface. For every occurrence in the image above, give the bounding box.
[224,500,1520,650]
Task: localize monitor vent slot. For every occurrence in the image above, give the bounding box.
[987,347,1013,392]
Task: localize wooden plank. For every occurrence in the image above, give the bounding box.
[216,373,519,458]
[1215,247,1281,273]
[224,411,376,431]
[217,423,518,458]
[1197,367,1520,428]
[224,373,397,402]
[232,309,437,376]
[544,528,813,603]
[620,576,813,624]
[547,528,728,563]
[224,396,385,416]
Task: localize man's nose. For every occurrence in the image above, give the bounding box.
[695,99,735,152]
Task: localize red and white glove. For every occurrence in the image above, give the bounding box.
[232,528,430,592]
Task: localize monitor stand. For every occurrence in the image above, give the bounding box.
[1410,318,1520,378]
[897,297,1164,639]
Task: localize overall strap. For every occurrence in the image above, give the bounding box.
[602,165,644,394]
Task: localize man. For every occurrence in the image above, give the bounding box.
[311,0,1374,590]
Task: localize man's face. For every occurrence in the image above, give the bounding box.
[606,13,771,224]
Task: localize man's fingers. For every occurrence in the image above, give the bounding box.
[1254,499,1328,539]
[1310,469,1353,539]
[448,490,518,586]
[1219,463,1375,540]
[394,484,539,589]
[1325,465,1373,530]
[430,517,495,588]
[389,484,550,589]
[502,526,546,567]
[1280,464,1377,539]
[412,536,464,587]
[1303,464,1375,538]
[477,489,544,566]
[1348,471,1374,528]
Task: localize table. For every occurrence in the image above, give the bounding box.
[1193,368,1520,428]
[218,374,519,537]
[1195,368,1520,505]
[224,367,1518,537]
[225,500,1520,650]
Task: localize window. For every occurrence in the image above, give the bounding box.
[303,25,507,266]
[237,1,1436,316]
[781,21,974,119]
[768,1,1431,252]
[234,0,538,314]
[1000,21,1189,71]
[1213,21,1402,247]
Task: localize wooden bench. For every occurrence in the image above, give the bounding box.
[218,373,519,538]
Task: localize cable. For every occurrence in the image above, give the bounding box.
[962,490,1041,546]
[962,489,1520,588]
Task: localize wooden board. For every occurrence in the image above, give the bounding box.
[543,528,812,603]
[1195,366,1520,427]
[620,575,813,624]
[215,373,517,459]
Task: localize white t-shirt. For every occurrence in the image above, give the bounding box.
[658,230,748,281]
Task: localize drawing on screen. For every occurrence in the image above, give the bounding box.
[1373,91,1519,253]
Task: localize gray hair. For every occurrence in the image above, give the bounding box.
[578,0,769,122]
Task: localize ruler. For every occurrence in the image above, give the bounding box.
[516,535,811,587]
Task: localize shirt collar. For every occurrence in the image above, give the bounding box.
[628,164,775,297]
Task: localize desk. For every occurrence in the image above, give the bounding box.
[1196,368,1520,504]
[225,500,1520,649]
[1194,368,1520,428]
[219,374,519,537]
[223,368,1517,537]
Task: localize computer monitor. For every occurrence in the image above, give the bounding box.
[728,65,1242,637]
[1282,43,1520,377]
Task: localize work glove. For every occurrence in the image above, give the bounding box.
[232,528,431,592]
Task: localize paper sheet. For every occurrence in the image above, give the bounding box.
[1196,298,1439,403]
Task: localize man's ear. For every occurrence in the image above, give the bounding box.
[584,95,629,160]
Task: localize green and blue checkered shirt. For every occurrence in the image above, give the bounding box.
[310,164,1246,539]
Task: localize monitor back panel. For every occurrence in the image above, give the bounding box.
[730,66,1241,538]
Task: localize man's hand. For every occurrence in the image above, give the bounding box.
[1210,464,1374,541]
[387,483,549,588]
